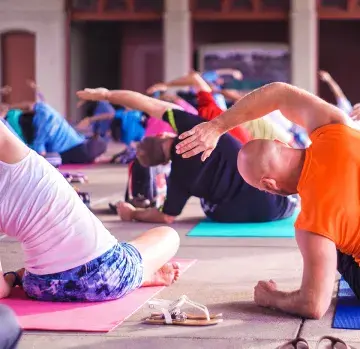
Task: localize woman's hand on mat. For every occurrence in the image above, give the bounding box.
[254,280,278,308]
[176,120,224,161]
[116,202,136,221]
[76,88,110,102]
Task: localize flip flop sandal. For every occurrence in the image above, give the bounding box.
[143,296,223,326]
[276,338,309,349]
[109,203,118,214]
[315,336,356,349]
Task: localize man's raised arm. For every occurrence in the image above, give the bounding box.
[77,88,181,120]
[176,82,349,161]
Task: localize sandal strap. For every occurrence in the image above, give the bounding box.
[316,336,349,349]
[148,295,210,322]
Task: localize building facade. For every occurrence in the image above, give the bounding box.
[0,0,359,121]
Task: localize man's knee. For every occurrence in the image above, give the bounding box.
[0,305,22,349]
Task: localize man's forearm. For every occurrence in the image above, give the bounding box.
[213,82,332,134]
[105,91,153,112]
[105,90,177,120]
[166,73,212,93]
[270,289,322,319]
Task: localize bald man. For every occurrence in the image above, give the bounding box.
[175,82,360,319]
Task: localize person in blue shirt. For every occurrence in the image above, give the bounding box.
[87,101,116,137]
[78,105,145,145]
[11,102,107,164]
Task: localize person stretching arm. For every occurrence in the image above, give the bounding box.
[176,82,351,160]
[76,88,183,224]
[319,70,353,115]
[175,82,354,319]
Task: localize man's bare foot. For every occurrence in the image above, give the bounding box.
[142,262,180,287]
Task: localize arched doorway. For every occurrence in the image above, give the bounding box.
[1,31,36,104]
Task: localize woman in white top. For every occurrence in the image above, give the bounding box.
[0,119,180,302]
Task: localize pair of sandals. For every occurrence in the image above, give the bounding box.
[278,336,356,349]
[143,295,223,326]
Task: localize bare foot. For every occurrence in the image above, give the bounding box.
[142,262,180,287]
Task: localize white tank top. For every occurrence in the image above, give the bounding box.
[0,150,117,275]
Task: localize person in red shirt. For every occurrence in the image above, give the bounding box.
[175,81,360,320]
[147,72,251,145]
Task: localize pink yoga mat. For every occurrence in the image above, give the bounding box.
[0,259,196,333]
[59,164,101,170]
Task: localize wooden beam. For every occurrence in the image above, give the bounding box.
[192,11,287,20]
[319,9,360,18]
[71,11,161,20]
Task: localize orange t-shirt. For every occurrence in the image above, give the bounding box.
[295,124,360,264]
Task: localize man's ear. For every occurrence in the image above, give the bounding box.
[260,177,279,191]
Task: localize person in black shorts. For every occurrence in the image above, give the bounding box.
[76,87,298,224]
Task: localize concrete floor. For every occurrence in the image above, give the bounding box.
[1,147,360,348]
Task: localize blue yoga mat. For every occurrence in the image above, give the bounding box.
[333,278,360,329]
[187,212,298,238]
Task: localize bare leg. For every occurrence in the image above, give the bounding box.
[129,226,180,286]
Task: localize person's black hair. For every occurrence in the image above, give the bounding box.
[19,111,36,145]
[83,101,98,117]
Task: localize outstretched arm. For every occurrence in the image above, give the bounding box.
[319,71,352,114]
[214,68,243,80]
[254,230,337,319]
[147,71,212,94]
[319,71,347,101]
[213,82,348,134]
[77,88,181,120]
[176,82,350,160]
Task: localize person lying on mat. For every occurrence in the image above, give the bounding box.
[0,120,180,302]
[7,101,107,164]
[175,81,360,319]
[76,88,297,224]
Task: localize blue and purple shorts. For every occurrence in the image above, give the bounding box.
[22,242,144,302]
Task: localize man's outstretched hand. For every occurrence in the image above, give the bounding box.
[176,120,224,161]
[76,88,110,101]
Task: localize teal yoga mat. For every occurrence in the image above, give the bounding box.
[187,212,298,238]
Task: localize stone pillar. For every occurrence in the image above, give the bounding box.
[290,0,318,94]
[163,0,191,81]
[0,0,66,114]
